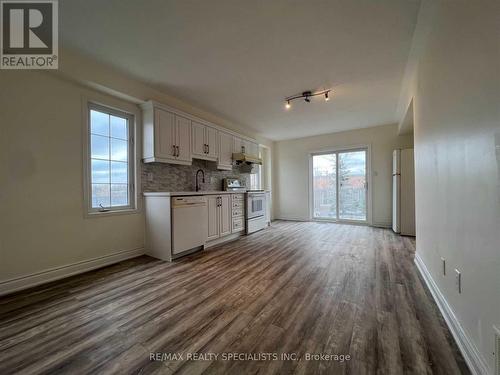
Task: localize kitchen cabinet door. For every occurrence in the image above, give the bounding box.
[243,140,258,156]
[191,121,206,158]
[154,108,176,160]
[233,137,244,153]
[206,126,218,159]
[218,131,233,170]
[175,115,191,162]
[207,195,219,241]
[219,195,232,237]
[248,141,259,157]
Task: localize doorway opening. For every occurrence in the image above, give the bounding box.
[310,147,369,223]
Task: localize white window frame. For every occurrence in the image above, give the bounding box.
[308,144,372,225]
[83,101,137,216]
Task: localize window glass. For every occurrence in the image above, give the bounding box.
[88,106,132,211]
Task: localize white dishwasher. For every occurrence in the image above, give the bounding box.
[171,196,208,256]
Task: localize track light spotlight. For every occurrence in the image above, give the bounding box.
[284,89,331,109]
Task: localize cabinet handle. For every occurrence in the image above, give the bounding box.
[242,146,245,153]
[207,144,210,154]
[176,145,179,157]
[204,144,208,154]
[172,145,176,156]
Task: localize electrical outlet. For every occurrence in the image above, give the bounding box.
[441,257,446,276]
[455,269,461,293]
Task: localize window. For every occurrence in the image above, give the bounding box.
[311,148,368,222]
[85,103,135,214]
[249,164,262,190]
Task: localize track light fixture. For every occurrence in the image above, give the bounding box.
[284,89,331,109]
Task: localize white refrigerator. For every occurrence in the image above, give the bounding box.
[392,149,416,235]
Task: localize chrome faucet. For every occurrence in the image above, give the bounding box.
[195,169,205,192]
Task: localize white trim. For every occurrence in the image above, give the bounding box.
[414,253,490,375]
[275,216,309,222]
[0,247,145,297]
[308,144,373,225]
[371,222,393,229]
[82,94,142,218]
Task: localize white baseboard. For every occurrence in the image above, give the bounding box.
[414,253,491,375]
[371,222,392,229]
[275,217,309,222]
[0,247,145,297]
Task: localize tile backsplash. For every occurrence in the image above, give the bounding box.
[141,159,251,192]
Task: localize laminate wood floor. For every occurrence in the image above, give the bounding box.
[0,221,469,375]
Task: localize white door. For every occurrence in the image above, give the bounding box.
[311,149,368,222]
[206,126,218,159]
[175,115,191,162]
[154,108,176,159]
[191,121,206,157]
[218,132,233,169]
[338,150,367,221]
[219,195,232,237]
[207,195,219,240]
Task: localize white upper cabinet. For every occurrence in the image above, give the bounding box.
[218,131,233,170]
[206,126,218,159]
[154,108,176,160]
[246,140,259,157]
[142,100,258,167]
[233,137,244,153]
[233,136,259,156]
[191,120,218,161]
[175,115,191,163]
[142,102,192,165]
[191,121,206,157]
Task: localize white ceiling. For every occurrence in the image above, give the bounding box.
[60,0,421,140]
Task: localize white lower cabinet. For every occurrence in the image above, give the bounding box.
[207,195,232,241]
[231,194,245,233]
[220,195,231,237]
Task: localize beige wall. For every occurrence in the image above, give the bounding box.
[0,71,145,283]
[273,124,413,225]
[403,1,500,372]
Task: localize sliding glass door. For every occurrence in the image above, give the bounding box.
[312,148,367,222]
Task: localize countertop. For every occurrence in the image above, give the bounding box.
[144,191,244,197]
[143,190,270,197]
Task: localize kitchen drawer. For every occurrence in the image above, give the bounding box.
[231,194,245,201]
[232,208,244,217]
[232,200,244,209]
[232,217,245,232]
